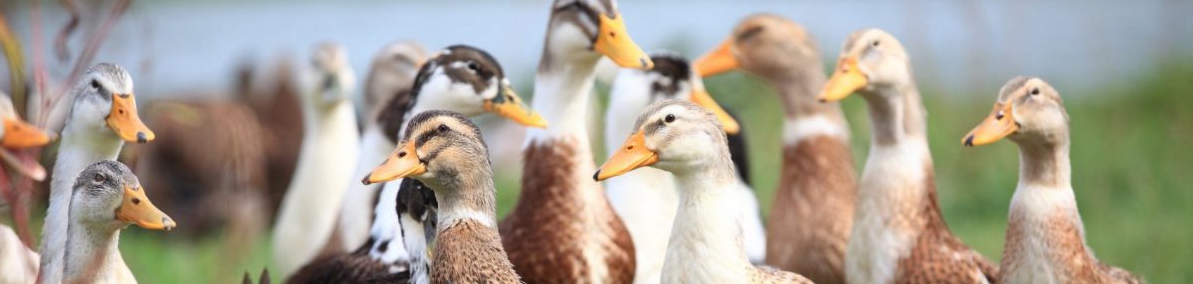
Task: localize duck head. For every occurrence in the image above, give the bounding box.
[542,0,653,69]
[311,42,356,106]
[402,45,547,128]
[613,53,739,133]
[0,94,54,180]
[818,29,913,102]
[362,110,491,190]
[964,77,1068,147]
[67,63,154,143]
[695,14,822,81]
[595,100,730,180]
[70,160,175,231]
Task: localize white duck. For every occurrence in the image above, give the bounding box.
[604,53,767,283]
[61,160,175,284]
[596,100,809,284]
[272,42,361,277]
[38,63,155,284]
[334,40,428,252]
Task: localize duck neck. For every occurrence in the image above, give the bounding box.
[432,164,499,230]
[1015,137,1072,189]
[859,82,928,148]
[770,70,850,148]
[669,158,753,270]
[527,58,599,142]
[62,216,125,282]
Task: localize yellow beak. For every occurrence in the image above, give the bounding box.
[963,103,1018,147]
[593,14,653,69]
[1,117,53,148]
[483,83,548,128]
[594,130,658,181]
[116,186,176,230]
[818,56,868,102]
[689,88,740,134]
[694,39,739,77]
[362,140,427,185]
[106,93,155,143]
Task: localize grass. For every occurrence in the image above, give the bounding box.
[21,59,1190,283]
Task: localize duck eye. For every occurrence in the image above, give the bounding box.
[1030,88,1040,95]
[664,114,676,123]
[872,40,880,47]
[438,124,450,132]
[93,173,106,183]
[90,80,101,90]
[467,62,480,72]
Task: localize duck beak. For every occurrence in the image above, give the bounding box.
[593,14,653,69]
[694,39,739,77]
[819,56,868,102]
[116,186,176,230]
[0,148,46,181]
[963,103,1018,147]
[483,82,548,128]
[594,130,658,181]
[1,117,53,148]
[689,88,740,134]
[106,93,155,143]
[362,141,426,185]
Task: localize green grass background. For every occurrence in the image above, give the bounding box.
[19,58,1189,283]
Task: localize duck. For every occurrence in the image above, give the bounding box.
[272,42,362,277]
[38,63,156,284]
[603,52,767,283]
[244,58,305,218]
[499,0,653,282]
[60,160,175,283]
[962,77,1142,284]
[287,44,545,284]
[334,40,428,253]
[818,29,997,283]
[693,14,857,284]
[0,93,54,284]
[595,100,811,284]
[363,110,521,283]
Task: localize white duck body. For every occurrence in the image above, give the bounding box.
[0,225,37,284]
[272,43,361,277]
[335,41,426,251]
[39,63,152,284]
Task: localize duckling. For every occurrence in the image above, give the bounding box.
[363,110,520,283]
[595,100,810,284]
[604,52,765,283]
[335,40,428,252]
[61,160,175,284]
[501,0,653,282]
[962,77,1141,284]
[273,42,361,277]
[38,63,155,284]
[694,14,857,284]
[288,44,544,284]
[0,93,53,284]
[819,29,997,283]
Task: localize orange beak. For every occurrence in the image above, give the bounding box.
[106,93,155,143]
[594,130,658,181]
[689,88,740,134]
[362,140,427,185]
[1,117,52,148]
[593,14,653,69]
[694,39,739,77]
[116,186,176,230]
[818,56,868,102]
[483,82,548,128]
[963,103,1019,147]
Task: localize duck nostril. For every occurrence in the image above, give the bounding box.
[131,198,141,205]
[398,151,407,158]
[626,145,634,150]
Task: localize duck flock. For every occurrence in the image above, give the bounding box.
[0,0,1146,283]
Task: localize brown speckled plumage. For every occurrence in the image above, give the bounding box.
[753,265,814,284]
[1001,209,1140,284]
[434,220,520,284]
[287,245,409,284]
[500,138,635,284]
[893,168,998,284]
[766,136,855,284]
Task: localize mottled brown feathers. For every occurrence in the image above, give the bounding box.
[286,248,408,284]
[766,136,856,284]
[434,220,521,284]
[500,138,635,283]
[1001,206,1142,283]
[893,168,998,284]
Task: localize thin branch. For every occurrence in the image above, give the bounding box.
[40,0,132,126]
[53,0,81,62]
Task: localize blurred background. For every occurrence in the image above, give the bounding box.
[1,0,1191,283]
